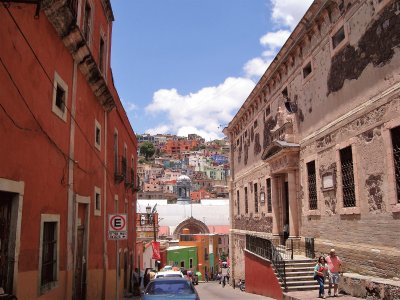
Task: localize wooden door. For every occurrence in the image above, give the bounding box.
[74,226,86,300]
[0,192,13,294]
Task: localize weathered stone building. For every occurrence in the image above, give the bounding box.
[224,0,400,297]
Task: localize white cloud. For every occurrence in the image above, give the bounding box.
[243,1,312,80]
[271,0,314,29]
[177,127,220,142]
[146,125,170,135]
[145,77,255,139]
[121,98,138,112]
[260,30,291,50]
[243,57,272,78]
[143,0,313,139]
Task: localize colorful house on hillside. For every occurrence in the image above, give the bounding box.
[166,246,198,271]
[179,233,220,279]
[190,188,212,202]
[210,154,229,165]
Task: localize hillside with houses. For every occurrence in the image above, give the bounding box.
[136,133,230,201]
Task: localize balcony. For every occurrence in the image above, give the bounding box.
[114,156,126,184]
[42,0,115,111]
[271,121,294,143]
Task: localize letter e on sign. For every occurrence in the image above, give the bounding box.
[108,214,128,240]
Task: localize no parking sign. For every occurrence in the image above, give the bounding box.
[108,214,128,240]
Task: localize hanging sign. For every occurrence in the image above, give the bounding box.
[152,241,161,260]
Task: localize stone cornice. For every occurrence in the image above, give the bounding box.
[101,0,114,22]
[226,0,333,134]
[42,0,116,111]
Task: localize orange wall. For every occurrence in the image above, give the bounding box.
[244,251,282,300]
[0,2,137,299]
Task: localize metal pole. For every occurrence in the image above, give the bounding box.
[153,214,156,241]
[153,213,157,271]
[116,240,119,300]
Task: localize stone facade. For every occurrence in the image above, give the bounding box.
[224,0,400,293]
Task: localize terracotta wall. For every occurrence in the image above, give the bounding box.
[244,251,282,300]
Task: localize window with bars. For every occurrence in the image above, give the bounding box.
[340,146,356,207]
[83,1,91,42]
[99,36,105,74]
[332,26,345,49]
[41,222,57,288]
[254,183,258,213]
[391,126,400,203]
[307,161,318,210]
[55,85,65,112]
[236,190,240,215]
[114,131,118,174]
[266,178,272,213]
[95,191,101,211]
[245,187,248,214]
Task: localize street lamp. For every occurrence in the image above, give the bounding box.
[147,203,159,270]
[146,204,157,241]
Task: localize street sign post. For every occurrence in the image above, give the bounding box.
[108,214,128,240]
[108,213,128,300]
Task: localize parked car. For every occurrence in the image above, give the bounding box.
[155,270,184,279]
[142,278,200,300]
[162,265,173,271]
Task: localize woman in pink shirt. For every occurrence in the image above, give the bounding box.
[325,249,342,297]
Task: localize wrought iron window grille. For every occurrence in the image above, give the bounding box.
[340,147,356,207]
[307,161,318,210]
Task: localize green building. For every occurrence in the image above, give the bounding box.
[167,246,198,271]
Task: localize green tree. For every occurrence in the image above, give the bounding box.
[140,142,155,160]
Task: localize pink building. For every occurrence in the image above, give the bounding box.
[225,0,400,298]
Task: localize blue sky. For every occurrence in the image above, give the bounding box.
[110,0,313,140]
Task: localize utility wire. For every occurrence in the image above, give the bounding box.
[0,56,90,175]
[3,5,136,188]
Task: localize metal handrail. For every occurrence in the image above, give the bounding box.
[246,235,287,291]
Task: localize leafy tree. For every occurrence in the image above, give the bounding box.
[140,142,155,160]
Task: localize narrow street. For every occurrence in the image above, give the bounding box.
[195,281,272,299]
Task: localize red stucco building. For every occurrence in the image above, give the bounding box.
[162,139,200,158]
[0,1,138,299]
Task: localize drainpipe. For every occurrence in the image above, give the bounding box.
[102,109,108,300]
[227,131,235,285]
[102,18,112,300]
[66,60,78,299]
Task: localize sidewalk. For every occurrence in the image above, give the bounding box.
[284,291,363,300]
[123,294,141,300]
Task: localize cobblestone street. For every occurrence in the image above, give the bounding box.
[196,281,273,299]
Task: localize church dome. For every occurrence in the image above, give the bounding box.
[177,175,191,182]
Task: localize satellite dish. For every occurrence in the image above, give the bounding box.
[284,101,298,113]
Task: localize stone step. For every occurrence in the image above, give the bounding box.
[285,261,315,267]
[286,275,318,282]
[285,284,322,292]
[285,267,315,272]
[286,271,315,277]
[285,280,322,287]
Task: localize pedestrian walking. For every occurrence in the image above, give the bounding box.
[205,270,209,282]
[131,268,140,296]
[325,249,342,297]
[314,256,329,299]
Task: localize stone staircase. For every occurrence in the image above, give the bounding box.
[273,249,326,292]
[283,259,322,292]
